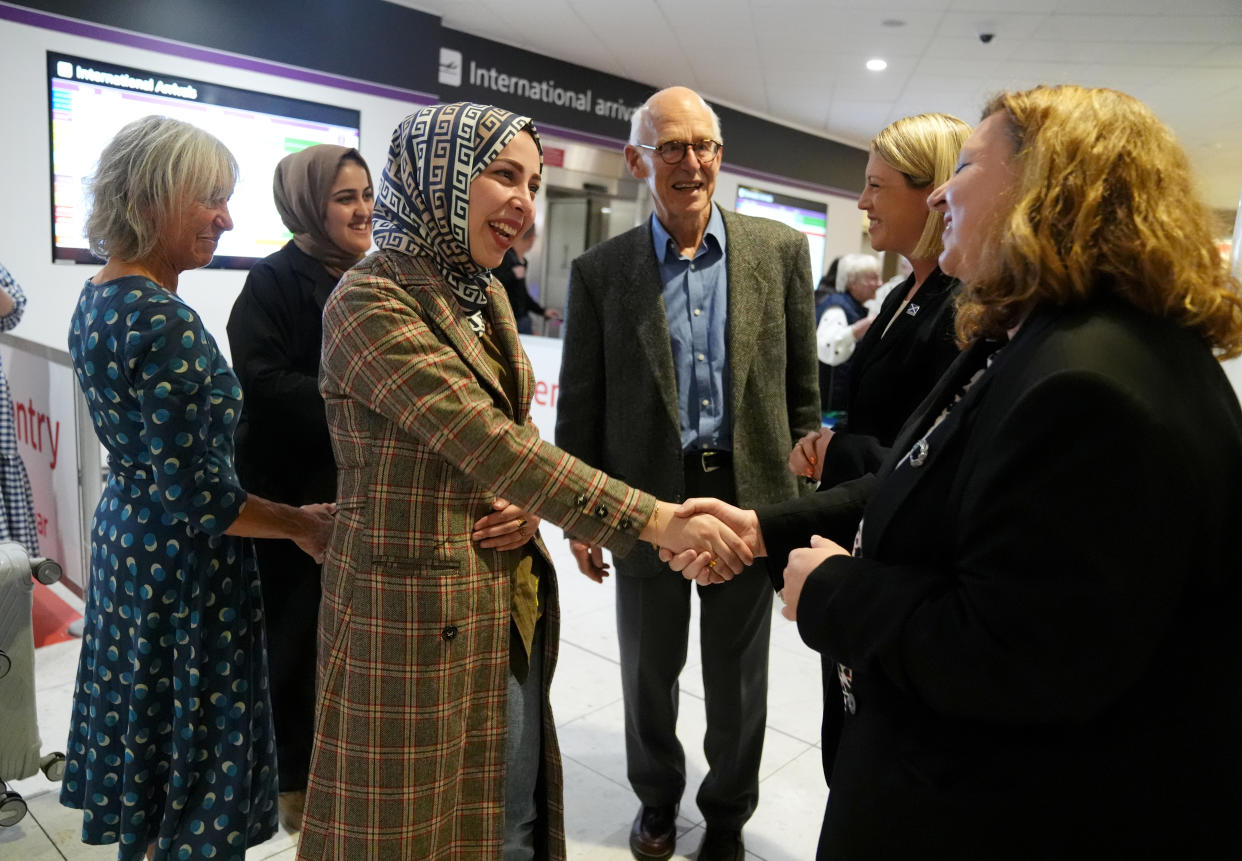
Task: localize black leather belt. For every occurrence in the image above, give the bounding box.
[685,449,732,473]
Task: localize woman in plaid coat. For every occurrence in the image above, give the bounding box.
[298,103,751,861]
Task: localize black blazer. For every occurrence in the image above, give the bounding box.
[792,299,1242,858]
[227,241,339,505]
[819,267,959,487]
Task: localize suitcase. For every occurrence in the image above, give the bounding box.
[0,541,66,827]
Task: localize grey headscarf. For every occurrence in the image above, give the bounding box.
[273,144,371,277]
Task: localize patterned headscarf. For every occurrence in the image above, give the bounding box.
[273,144,371,278]
[373,102,542,336]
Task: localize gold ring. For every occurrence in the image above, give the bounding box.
[517,519,528,530]
[706,558,718,570]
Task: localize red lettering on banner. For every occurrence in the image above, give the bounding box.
[532,380,559,408]
[10,400,60,469]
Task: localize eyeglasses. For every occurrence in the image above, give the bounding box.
[634,139,723,165]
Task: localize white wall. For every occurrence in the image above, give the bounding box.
[0,16,428,360]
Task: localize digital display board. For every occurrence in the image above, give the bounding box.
[48,52,361,269]
[735,185,828,287]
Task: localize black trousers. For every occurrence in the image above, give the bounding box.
[615,457,773,829]
[254,536,322,792]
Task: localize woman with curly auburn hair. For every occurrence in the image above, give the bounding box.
[682,84,1242,858]
[951,85,1242,353]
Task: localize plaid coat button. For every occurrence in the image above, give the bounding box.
[441,625,458,641]
[596,505,608,517]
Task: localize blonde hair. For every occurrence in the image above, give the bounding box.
[85,115,238,261]
[871,113,971,260]
[956,85,1242,357]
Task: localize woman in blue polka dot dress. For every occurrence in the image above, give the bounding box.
[61,116,335,861]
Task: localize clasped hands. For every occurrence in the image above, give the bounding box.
[656,498,850,621]
[568,502,756,585]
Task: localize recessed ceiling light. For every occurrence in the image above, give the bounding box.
[866,58,888,72]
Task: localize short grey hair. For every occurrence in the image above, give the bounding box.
[85,115,238,261]
[628,89,723,145]
[835,253,880,293]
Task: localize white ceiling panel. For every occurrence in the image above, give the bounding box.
[935,11,1049,41]
[1059,0,1240,13]
[1031,14,1147,42]
[1131,16,1242,44]
[951,0,1058,11]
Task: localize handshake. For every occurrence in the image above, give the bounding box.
[569,498,764,586]
[569,498,851,622]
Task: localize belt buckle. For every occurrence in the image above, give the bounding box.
[701,451,721,473]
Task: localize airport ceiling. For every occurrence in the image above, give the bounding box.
[388,0,1242,212]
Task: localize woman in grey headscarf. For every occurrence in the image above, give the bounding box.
[226,144,373,832]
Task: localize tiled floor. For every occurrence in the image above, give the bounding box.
[1,526,827,859]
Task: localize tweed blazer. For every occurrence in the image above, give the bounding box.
[299,250,656,861]
[555,208,821,576]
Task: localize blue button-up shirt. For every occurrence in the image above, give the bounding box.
[650,205,732,451]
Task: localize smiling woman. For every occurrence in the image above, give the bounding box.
[775,84,1242,860]
[302,102,753,860]
[60,115,336,861]
[468,132,541,269]
[225,143,375,833]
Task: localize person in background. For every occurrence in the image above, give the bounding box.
[791,113,970,490]
[0,262,39,555]
[495,226,561,334]
[556,85,819,861]
[676,83,1242,860]
[61,115,334,861]
[298,102,750,861]
[815,253,882,416]
[226,144,373,833]
[812,256,842,325]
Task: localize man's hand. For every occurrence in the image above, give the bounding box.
[569,538,611,583]
[779,534,849,621]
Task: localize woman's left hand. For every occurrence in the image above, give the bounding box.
[780,534,849,621]
[472,498,540,551]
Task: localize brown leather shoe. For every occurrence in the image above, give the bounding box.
[697,827,744,861]
[629,803,678,860]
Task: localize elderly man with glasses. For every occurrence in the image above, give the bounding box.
[556,85,819,861]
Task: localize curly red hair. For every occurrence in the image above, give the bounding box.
[955,85,1242,357]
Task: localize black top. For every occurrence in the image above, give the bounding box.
[494,248,544,318]
[819,266,959,487]
[227,241,338,504]
[788,299,1242,858]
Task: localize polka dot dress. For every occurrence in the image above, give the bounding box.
[61,276,278,860]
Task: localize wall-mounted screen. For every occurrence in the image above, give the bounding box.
[48,52,361,269]
[734,185,828,287]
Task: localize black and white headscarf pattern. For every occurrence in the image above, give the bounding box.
[372,102,541,336]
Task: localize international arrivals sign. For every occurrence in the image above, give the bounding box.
[438,29,652,141]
